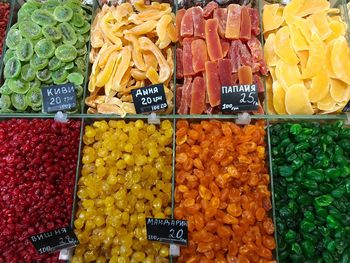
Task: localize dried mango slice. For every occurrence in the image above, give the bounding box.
[263,4,284,33]
[325,19,346,43]
[297,50,308,70]
[308,67,329,103]
[139,37,170,83]
[325,40,337,78]
[283,0,304,19]
[265,76,276,114]
[330,79,350,102]
[296,0,330,17]
[289,24,308,51]
[274,26,299,65]
[272,81,287,114]
[289,16,312,44]
[331,36,350,85]
[264,33,279,66]
[307,11,331,40]
[276,60,303,90]
[317,92,336,111]
[285,84,314,114]
[301,32,325,79]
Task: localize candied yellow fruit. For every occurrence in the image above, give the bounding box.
[73,120,173,262]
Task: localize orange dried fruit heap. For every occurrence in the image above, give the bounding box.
[175,120,276,262]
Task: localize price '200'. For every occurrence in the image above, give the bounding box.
[169,229,183,239]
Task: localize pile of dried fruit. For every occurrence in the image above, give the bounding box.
[0,1,10,55]
[271,121,350,261]
[176,2,267,114]
[0,0,91,113]
[263,0,350,114]
[0,119,80,262]
[72,120,173,262]
[86,1,176,116]
[175,120,275,262]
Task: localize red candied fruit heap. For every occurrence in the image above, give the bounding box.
[0,119,81,262]
[176,2,268,114]
[0,2,9,54]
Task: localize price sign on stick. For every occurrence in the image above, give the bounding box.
[41,83,77,113]
[221,84,258,113]
[29,226,79,254]
[146,218,188,246]
[131,84,168,114]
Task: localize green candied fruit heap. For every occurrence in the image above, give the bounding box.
[0,0,92,113]
[271,121,350,263]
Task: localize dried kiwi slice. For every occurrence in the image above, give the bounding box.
[8,79,30,94]
[67,72,83,85]
[16,39,34,62]
[75,35,86,49]
[0,95,11,110]
[59,22,77,45]
[36,69,52,82]
[75,56,86,71]
[42,0,60,11]
[71,13,84,27]
[30,78,41,89]
[48,56,61,71]
[21,2,39,15]
[0,81,13,95]
[52,67,69,83]
[6,29,22,49]
[35,39,55,59]
[77,46,87,56]
[19,21,42,39]
[3,49,16,64]
[26,87,42,108]
[75,85,83,98]
[54,5,73,22]
[42,25,62,42]
[75,21,90,34]
[65,62,74,70]
[11,93,28,111]
[30,54,49,71]
[31,9,56,26]
[55,44,77,62]
[21,64,36,82]
[4,57,21,79]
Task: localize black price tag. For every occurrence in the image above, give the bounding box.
[29,226,79,255]
[221,84,258,112]
[342,100,350,112]
[41,83,77,113]
[131,84,168,114]
[146,218,188,246]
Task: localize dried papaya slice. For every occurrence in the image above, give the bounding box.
[276,60,303,90]
[330,79,350,102]
[285,84,314,114]
[263,4,284,33]
[274,26,299,65]
[331,36,350,85]
[308,67,329,103]
[264,33,279,66]
[272,81,287,114]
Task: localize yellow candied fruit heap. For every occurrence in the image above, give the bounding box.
[72,120,173,263]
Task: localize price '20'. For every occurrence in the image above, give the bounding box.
[169,229,183,239]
